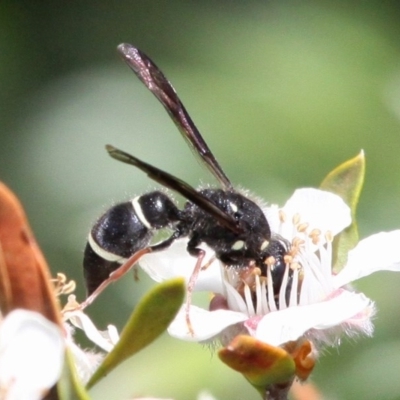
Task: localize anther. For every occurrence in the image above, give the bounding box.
[292,213,301,225]
[52,273,76,296]
[325,230,333,242]
[290,261,301,271]
[62,294,80,312]
[284,254,293,264]
[291,237,305,249]
[297,222,309,233]
[264,256,276,266]
[259,276,268,285]
[309,228,321,245]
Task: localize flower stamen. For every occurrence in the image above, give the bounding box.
[292,213,301,225]
[289,262,301,307]
[52,273,76,296]
[325,231,333,243]
[290,237,305,257]
[309,229,322,245]
[258,275,269,314]
[244,284,255,316]
[279,209,286,223]
[278,262,290,310]
[297,222,309,233]
[265,261,277,312]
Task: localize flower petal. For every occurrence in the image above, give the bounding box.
[64,309,116,352]
[168,305,247,342]
[280,188,351,239]
[0,309,64,400]
[66,335,104,384]
[255,291,372,347]
[140,239,224,293]
[224,281,249,314]
[333,230,400,288]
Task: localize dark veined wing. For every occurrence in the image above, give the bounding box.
[117,43,232,190]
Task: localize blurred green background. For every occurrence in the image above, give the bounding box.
[2,1,400,399]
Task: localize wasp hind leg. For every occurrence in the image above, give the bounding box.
[80,233,181,310]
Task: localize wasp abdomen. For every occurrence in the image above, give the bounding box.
[83,191,180,294]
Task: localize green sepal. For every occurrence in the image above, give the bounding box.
[86,278,185,389]
[320,151,365,271]
[57,348,92,400]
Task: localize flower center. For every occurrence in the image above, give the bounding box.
[225,210,334,316]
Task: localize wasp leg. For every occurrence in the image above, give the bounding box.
[80,230,184,310]
[184,249,206,336]
[79,247,152,310]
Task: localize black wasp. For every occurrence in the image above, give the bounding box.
[83,44,289,308]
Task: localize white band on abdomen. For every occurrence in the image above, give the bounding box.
[88,233,127,263]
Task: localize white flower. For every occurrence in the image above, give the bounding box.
[63,295,119,383]
[0,309,65,400]
[140,188,400,349]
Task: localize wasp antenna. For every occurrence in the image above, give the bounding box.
[106,144,132,164]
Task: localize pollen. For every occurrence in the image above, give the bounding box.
[62,294,80,312]
[290,237,305,256]
[297,222,309,233]
[292,213,301,225]
[325,230,333,242]
[284,254,293,264]
[309,228,321,245]
[279,209,286,223]
[52,273,76,296]
[264,255,276,266]
[292,237,305,248]
[290,261,301,271]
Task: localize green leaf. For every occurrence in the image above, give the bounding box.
[57,349,92,400]
[320,151,365,271]
[87,278,185,389]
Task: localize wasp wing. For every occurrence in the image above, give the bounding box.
[117,43,232,190]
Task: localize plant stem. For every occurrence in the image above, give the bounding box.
[263,381,292,400]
